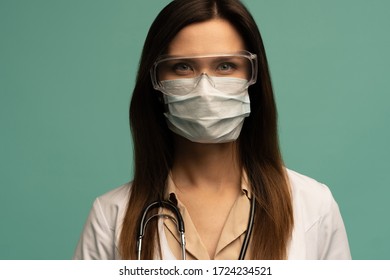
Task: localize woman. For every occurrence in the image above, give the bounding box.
[74,0,351,260]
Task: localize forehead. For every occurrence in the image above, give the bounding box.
[167,19,245,56]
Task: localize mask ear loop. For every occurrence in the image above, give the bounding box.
[155,90,164,103]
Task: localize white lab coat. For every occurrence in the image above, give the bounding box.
[73,169,351,259]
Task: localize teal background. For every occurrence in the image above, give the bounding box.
[0,0,389,259]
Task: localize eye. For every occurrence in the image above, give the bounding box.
[216,62,236,74]
[172,63,194,76]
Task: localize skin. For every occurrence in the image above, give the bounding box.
[167,19,246,259]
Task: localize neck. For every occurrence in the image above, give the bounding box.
[171,136,241,192]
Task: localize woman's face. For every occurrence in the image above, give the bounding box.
[167,18,245,56]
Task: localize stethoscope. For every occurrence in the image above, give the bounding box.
[136,196,255,260]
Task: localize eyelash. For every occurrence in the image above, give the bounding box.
[173,63,193,73]
[171,62,237,75]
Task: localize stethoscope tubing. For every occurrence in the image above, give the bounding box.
[137,197,255,260]
[239,196,256,260]
[137,200,186,260]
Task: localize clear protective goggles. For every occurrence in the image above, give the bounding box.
[150,51,258,95]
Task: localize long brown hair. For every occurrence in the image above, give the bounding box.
[120,0,293,259]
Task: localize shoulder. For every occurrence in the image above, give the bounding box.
[93,182,132,229]
[97,182,132,208]
[287,168,333,204]
[286,169,334,229]
[285,169,351,259]
[73,182,132,260]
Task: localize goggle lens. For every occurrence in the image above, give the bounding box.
[151,51,257,95]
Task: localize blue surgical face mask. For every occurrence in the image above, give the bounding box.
[160,75,251,143]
